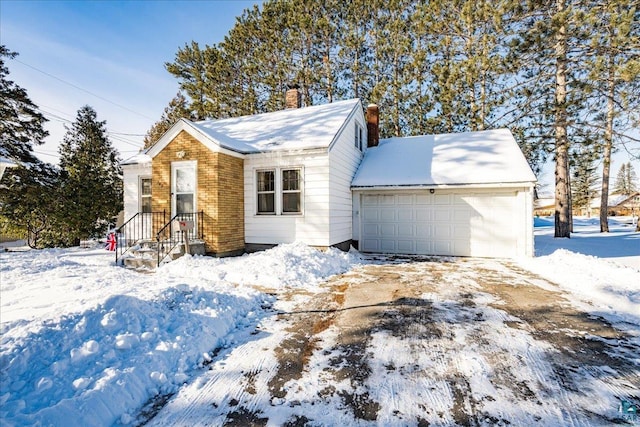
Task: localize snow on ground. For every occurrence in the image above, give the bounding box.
[520,216,640,332]
[1,218,638,426]
[0,243,360,427]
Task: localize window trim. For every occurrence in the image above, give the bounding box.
[281,168,302,215]
[256,169,276,215]
[355,122,364,151]
[254,167,304,216]
[139,176,152,213]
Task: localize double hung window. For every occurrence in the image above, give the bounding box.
[256,168,302,215]
[257,170,275,214]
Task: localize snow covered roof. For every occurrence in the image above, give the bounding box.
[121,152,151,166]
[589,192,639,208]
[191,98,360,153]
[143,99,362,160]
[351,128,536,188]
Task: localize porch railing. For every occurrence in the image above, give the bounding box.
[156,211,204,266]
[115,211,167,264]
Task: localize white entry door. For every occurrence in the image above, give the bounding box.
[171,161,197,216]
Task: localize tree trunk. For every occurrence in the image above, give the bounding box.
[599,42,616,232]
[554,0,571,238]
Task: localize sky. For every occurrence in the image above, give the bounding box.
[0,0,638,189]
[0,0,261,163]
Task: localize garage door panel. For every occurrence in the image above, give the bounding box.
[380,240,396,251]
[398,224,414,237]
[380,224,396,236]
[415,194,430,205]
[380,209,396,221]
[362,194,379,206]
[363,209,379,221]
[397,194,413,205]
[380,195,395,205]
[433,209,451,222]
[398,209,413,221]
[363,224,379,235]
[397,240,414,252]
[415,208,431,221]
[362,239,380,251]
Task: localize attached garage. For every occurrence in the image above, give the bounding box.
[351,129,536,258]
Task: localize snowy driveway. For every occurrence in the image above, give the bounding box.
[146,257,640,427]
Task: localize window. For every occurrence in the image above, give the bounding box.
[257,170,275,214]
[282,169,301,213]
[140,177,152,212]
[355,123,363,151]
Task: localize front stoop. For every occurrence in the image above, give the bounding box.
[120,240,206,271]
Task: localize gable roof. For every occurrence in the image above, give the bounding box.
[351,128,536,188]
[145,98,362,159]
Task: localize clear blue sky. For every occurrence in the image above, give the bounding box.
[1,0,261,163]
[1,0,637,190]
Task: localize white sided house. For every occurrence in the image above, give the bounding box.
[120,89,536,265]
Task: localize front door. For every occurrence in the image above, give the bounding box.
[171,161,197,217]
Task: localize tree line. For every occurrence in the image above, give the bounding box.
[147,0,639,237]
[0,46,122,248]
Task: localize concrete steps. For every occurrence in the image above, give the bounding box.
[120,239,206,271]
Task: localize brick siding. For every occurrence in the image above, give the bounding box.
[151,130,244,255]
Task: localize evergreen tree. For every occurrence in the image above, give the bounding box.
[0,163,65,248]
[571,146,600,215]
[59,106,122,244]
[582,1,640,232]
[0,45,48,165]
[143,92,195,149]
[613,162,639,195]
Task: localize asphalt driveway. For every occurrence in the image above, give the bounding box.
[146,256,640,426]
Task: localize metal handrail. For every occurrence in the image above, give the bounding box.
[156,211,204,266]
[115,211,166,264]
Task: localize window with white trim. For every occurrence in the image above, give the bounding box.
[140,177,152,213]
[355,122,363,151]
[282,169,301,213]
[256,170,275,214]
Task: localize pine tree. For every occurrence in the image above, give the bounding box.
[0,162,65,248]
[613,162,639,195]
[0,45,49,165]
[571,147,600,216]
[583,1,640,232]
[59,106,122,244]
[143,93,195,149]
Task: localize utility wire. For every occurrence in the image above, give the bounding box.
[13,58,156,121]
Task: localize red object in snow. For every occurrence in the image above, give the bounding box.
[105,233,117,251]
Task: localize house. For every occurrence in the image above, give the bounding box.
[120,89,536,264]
[583,192,640,217]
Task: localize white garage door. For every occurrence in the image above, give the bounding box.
[359,191,520,257]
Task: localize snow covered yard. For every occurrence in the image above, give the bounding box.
[1,218,639,426]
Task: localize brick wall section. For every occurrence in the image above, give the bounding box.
[151,130,244,255]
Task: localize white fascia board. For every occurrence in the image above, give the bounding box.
[146,119,245,160]
[351,182,536,191]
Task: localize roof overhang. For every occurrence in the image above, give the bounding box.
[351,182,536,191]
[146,119,246,160]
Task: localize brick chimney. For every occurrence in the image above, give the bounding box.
[366,104,379,147]
[285,85,301,109]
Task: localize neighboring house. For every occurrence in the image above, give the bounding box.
[121,89,536,261]
[585,192,640,217]
[534,197,555,217]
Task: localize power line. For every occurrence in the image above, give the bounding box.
[13,58,156,121]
